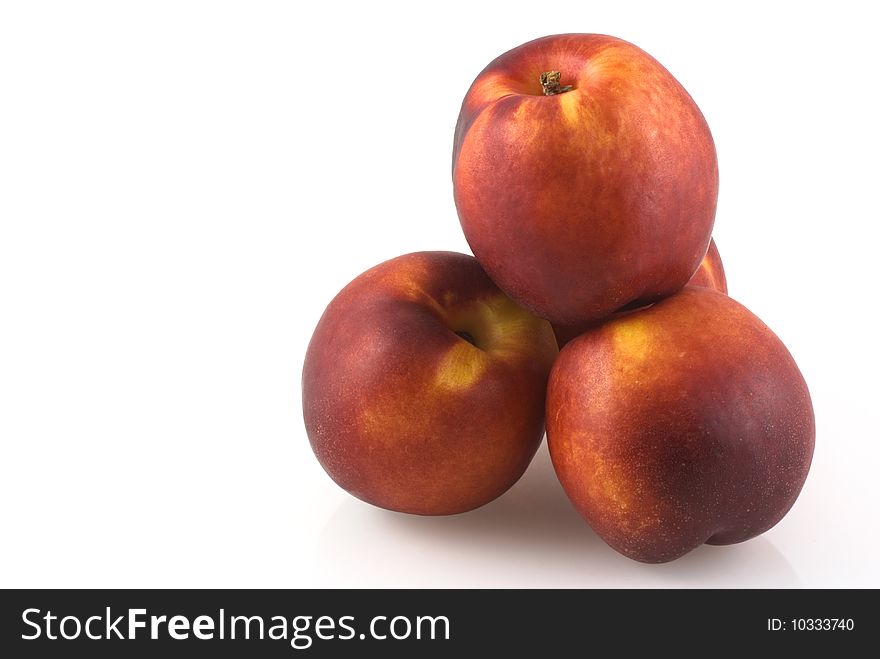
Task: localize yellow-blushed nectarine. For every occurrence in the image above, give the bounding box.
[453,34,718,326]
[303,251,558,515]
[546,287,814,563]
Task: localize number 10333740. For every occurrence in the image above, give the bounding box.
[768,618,854,631]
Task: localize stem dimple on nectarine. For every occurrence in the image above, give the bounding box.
[455,330,478,347]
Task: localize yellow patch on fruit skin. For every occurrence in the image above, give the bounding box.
[358,406,397,441]
[441,292,555,360]
[592,461,633,512]
[700,260,720,288]
[581,449,661,535]
[434,341,488,391]
[557,91,582,126]
[477,294,554,356]
[611,318,652,367]
[563,432,636,521]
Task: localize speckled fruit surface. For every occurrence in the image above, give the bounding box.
[547,287,814,562]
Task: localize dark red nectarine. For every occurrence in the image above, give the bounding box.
[546,287,814,563]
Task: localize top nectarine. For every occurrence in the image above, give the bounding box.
[453,34,718,325]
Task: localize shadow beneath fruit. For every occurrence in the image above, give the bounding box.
[315,441,801,587]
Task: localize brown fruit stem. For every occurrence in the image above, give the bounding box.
[540,71,573,95]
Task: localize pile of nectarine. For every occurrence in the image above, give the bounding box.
[303,34,814,563]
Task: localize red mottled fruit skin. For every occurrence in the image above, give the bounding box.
[546,287,815,563]
[303,251,559,515]
[552,237,728,347]
[453,34,719,326]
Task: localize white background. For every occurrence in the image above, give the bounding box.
[1,1,878,588]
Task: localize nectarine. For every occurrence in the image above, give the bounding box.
[303,251,558,515]
[453,34,718,325]
[547,287,814,562]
